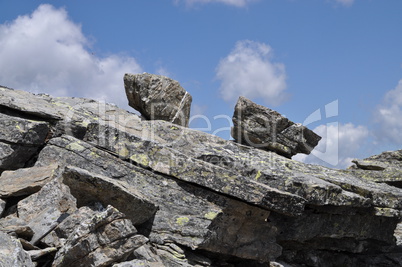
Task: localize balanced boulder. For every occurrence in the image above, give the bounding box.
[231,96,321,158]
[124,73,192,127]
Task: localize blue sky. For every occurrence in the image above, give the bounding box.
[1,0,401,168]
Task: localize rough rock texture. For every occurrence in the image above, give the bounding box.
[124,73,192,127]
[349,150,402,187]
[0,231,34,267]
[1,84,402,266]
[231,96,321,158]
[0,112,49,170]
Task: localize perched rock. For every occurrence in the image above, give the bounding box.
[0,164,59,198]
[231,96,321,158]
[124,73,192,127]
[52,205,148,267]
[0,231,34,267]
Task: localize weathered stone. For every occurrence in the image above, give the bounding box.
[0,216,34,239]
[349,150,402,186]
[52,205,148,267]
[17,175,77,245]
[36,136,282,262]
[0,231,34,267]
[26,247,57,260]
[62,166,158,225]
[84,122,306,216]
[2,85,402,265]
[0,112,49,170]
[0,164,59,198]
[124,73,192,127]
[231,96,321,157]
[352,159,387,170]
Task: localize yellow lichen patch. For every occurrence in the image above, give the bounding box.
[130,154,150,167]
[15,124,24,132]
[66,142,86,152]
[171,126,179,130]
[176,216,189,226]
[255,170,262,180]
[204,211,219,220]
[118,146,129,158]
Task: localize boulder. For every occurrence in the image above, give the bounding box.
[231,96,321,158]
[124,73,192,127]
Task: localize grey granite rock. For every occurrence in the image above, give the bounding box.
[231,96,321,157]
[124,73,192,127]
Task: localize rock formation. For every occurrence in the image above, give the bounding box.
[231,96,321,158]
[0,84,402,266]
[124,73,192,127]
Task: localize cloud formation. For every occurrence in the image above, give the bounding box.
[216,40,287,106]
[294,123,369,169]
[175,0,258,8]
[0,4,142,109]
[374,79,402,145]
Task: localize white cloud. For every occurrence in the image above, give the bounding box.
[216,40,287,106]
[333,0,354,7]
[374,80,402,145]
[0,4,142,109]
[174,0,258,8]
[293,123,369,169]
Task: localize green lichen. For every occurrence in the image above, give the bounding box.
[255,170,262,180]
[176,216,189,226]
[130,154,150,167]
[204,211,219,220]
[66,142,86,152]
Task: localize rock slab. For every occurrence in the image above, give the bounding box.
[124,73,192,127]
[231,96,321,157]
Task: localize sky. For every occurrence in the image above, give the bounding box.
[0,0,401,169]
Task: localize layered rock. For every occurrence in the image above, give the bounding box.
[0,85,402,266]
[231,96,321,158]
[124,73,192,127]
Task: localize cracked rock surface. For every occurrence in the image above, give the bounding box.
[1,84,402,266]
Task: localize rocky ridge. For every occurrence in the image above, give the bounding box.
[0,82,402,266]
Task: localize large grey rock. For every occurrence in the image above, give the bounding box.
[35,135,282,262]
[62,166,158,225]
[2,85,402,265]
[124,73,192,127]
[231,96,321,158]
[0,164,59,198]
[52,205,148,267]
[0,231,34,267]
[0,112,49,170]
